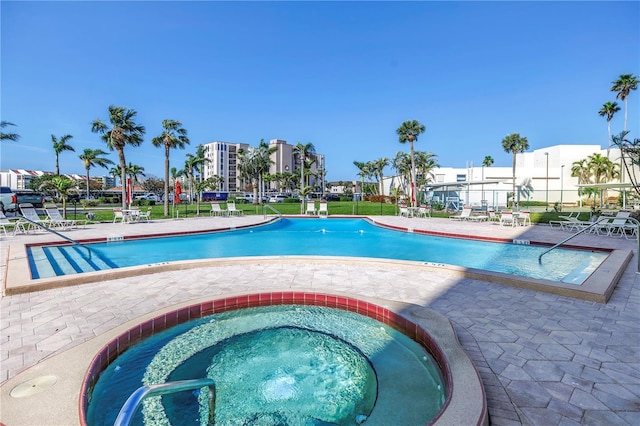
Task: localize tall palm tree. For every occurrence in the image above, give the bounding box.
[391,151,412,197]
[79,148,113,199]
[396,120,426,207]
[501,133,529,208]
[414,151,439,189]
[91,105,146,209]
[184,153,199,203]
[598,101,621,158]
[293,142,316,193]
[152,119,190,216]
[0,121,20,141]
[610,73,638,133]
[51,134,75,175]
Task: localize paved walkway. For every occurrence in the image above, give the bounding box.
[1,215,639,425]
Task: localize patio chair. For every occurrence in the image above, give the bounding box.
[600,211,632,238]
[487,209,499,223]
[499,211,516,227]
[517,210,531,226]
[227,201,243,216]
[305,200,317,215]
[210,203,227,217]
[44,205,78,230]
[417,205,431,218]
[137,207,152,223]
[113,209,126,224]
[399,205,409,217]
[318,201,328,217]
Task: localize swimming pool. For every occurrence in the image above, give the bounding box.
[28,218,607,284]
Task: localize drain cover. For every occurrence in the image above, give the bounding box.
[10,375,58,398]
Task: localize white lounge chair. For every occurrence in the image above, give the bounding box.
[18,203,50,232]
[318,201,328,216]
[487,209,499,223]
[227,201,243,216]
[305,200,316,215]
[44,205,78,230]
[210,203,227,217]
[449,207,472,220]
[517,210,531,226]
[0,211,20,237]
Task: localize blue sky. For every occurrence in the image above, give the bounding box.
[1,1,639,182]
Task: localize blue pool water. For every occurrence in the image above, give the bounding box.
[86,305,445,425]
[28,218,607,283]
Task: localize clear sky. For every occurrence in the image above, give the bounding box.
[1,0,639,182]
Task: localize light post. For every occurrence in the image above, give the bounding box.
[544,152,549,211]
[560,164,565,208]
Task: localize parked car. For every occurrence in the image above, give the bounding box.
[322,194,341,202]
[268,194,288,203]
[0,186,17,213]
[15,190,45,208]
[134,193,161,202]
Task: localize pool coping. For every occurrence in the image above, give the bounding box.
[0,291,488,426]
[3,217,632,303]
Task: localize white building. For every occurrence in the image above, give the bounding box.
[383,144,637,209]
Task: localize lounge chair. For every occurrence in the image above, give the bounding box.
[449,207,472,220]
[487,209,499,223]
[0,211,20,236]
[227,201,243,216]
[44,205,78,230]
[598,212,632,238]
[18,203,50,232]
[305,200,317,215]
[210,203,227,217]
[318,201,328,216]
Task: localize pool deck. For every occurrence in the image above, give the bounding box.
[1,215,639,425]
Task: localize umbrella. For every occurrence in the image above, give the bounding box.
[175,181,182,204]
[126,177,132,206]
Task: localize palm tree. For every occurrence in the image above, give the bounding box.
[353,161,371,197]
[571,159,591,184]
[152,119,190,216]
[481,155,494,201]
[79,149,113,199]
[501,133,529,208]
[371,157,389,196]
[91,105,146,209]
[598,101,621,158]
[414,151,439,189]
[109,166,122,187]
[126,163,146,190]
[611,131,640,197]
[0,121,20,141]
[610,73,638,133]
[51,134,75,175]
[293,142,316,194]
[256,139,277,203]
[391,151,412,197]
[41,175,75,217]
[184,153,199,203]
[396,120,426,207]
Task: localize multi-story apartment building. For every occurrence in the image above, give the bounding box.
[201,141,249,192]
[202,139,325,194]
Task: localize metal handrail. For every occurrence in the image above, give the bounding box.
[114,378,216,426]
[17,216,92,259]
[263,204,282,218]
[539,216,639,274]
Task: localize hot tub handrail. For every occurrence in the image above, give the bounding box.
[263,204,282,218]
[17,215,92,259]
[113,378,216,426]
[539,216,639,274]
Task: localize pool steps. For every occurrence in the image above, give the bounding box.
[28,246,115,279]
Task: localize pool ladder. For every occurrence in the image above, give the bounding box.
[113,378,216,426]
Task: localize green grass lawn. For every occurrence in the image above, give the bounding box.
[68,201,595,225]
